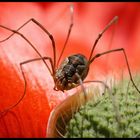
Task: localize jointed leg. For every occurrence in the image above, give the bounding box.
[57,5,74,67]
[75,73,87,103]
[0,24,54,75]
[83,80,113,100]
[88,16,118,61]
[0,18,56,69]
[75,73,88,137]
[75,74,112,103]
[83,80,111,94]
[75,75,117,137]
[83,80,121,125]
[0,56,53,116]
[0,5,74,69]
[89,48,140,94]
[0,19,34,43]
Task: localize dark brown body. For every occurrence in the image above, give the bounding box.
[54,54,89,91]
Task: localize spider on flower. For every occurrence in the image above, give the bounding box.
[0,5,139,118]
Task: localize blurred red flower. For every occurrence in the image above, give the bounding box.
[0,2,140,138]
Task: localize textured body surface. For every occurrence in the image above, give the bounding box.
[54,54,89,91]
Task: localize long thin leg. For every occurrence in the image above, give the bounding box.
[89,48,140,94]
[56,4,74,67]
[83,80,121,126]
[0,19,34,43]
[75,74,112,102]
[0,19,56,70]
[83,80,112,101]
[83,80,111,93]
[88,16,118,61]
[75,73,87,102]
[0,25,54,75]
[0,6,73,70]
[74,75,117,137]
[0,56,53,117]
[75,73,88,137]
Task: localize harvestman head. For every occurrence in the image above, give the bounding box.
[0,5,140,117]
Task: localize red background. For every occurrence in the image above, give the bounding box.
[0,2,140,137]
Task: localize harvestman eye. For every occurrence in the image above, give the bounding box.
[0,5,140,117]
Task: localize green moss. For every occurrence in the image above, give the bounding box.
[65,76,140,138]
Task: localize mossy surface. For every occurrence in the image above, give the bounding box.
[65,77,140,138]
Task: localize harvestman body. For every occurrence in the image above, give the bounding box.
[0,5,140,116]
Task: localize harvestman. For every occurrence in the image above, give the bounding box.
[0,5,140,116]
